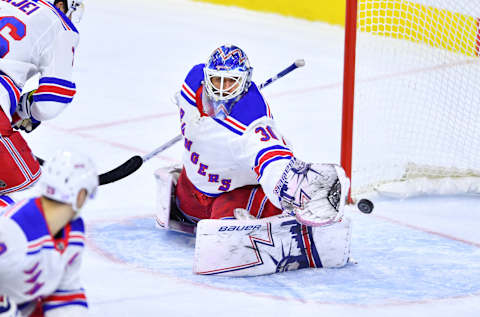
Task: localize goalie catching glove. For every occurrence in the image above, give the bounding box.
[11,91,41,133]
[274,158,350,226]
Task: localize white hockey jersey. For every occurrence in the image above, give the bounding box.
[0,0,78,122]
[0,198,87,316]
[178,64,295,208]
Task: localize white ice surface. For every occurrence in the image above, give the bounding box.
[20,0,480,316]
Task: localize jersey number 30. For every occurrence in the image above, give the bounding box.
[255,126,278,142]
[0,16,27,58]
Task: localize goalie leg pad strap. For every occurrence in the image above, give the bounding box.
[194,215,352,276]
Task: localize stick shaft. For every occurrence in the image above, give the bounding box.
[258,59,305,90]
[142,134,182,162]
[99,134,182,185]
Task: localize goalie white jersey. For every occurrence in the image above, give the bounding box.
[178,64,294,208]
[0,198,87,316]
[0,0,78,121]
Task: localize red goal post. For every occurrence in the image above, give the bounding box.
[341,0,480,201]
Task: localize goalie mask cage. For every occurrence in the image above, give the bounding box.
[341,0,480,200]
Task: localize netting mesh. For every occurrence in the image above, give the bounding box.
[351,0,480,197]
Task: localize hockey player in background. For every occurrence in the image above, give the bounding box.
[159,45,352,276]
[0,0,85,206]
[0,150,98,317]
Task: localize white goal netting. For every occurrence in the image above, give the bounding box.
[350,0,480,198]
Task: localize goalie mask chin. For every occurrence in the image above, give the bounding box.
[203,44,253,119]
[201,89,242,119]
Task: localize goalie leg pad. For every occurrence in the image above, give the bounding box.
[194,215,352,276]
[154,165,197,235]
[154,166,176,229]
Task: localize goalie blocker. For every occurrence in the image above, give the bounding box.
[154,165,352,276]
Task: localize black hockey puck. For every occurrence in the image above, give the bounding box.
[357,199,374,214]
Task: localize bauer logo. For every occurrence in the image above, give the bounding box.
[219,225,261,232]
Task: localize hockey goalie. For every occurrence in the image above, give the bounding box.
[155,45,352,277]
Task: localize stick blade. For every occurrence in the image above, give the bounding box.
[99,156,143,185]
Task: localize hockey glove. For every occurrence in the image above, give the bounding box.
[275,158,350,226]
[12,91,41,133]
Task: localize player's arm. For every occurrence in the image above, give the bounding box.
[174,63,205,130]
[0,217,38,313]
[244,119,293,208]
[12,29,78,132]
[245,120,350,226]
[0,218,28,276]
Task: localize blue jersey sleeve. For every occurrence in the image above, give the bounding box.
[180,64,205,107]
[229,83,273,127]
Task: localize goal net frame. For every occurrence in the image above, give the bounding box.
[340,0,480,201]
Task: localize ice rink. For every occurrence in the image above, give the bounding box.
[20,0,480,316]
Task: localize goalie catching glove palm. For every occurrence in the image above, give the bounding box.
[275,158,350,226]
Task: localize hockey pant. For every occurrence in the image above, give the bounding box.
[0,109,41,196]
[175,168,282,222]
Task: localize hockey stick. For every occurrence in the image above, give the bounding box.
[258,59,305,89]
[98,134,182,185]
[35,135,182,185]
[37,59,305,185]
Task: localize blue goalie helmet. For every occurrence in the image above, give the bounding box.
[203,45,253,119]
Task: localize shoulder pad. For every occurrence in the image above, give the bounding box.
[181,64,204,106]
[10,199,49,242]
[70,217,85,233]
[229,82,273,127]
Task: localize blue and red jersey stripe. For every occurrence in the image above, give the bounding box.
[43,290,88,311]
[181,82,196,106]
[254,145,293,180]
[33,77,76,104]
